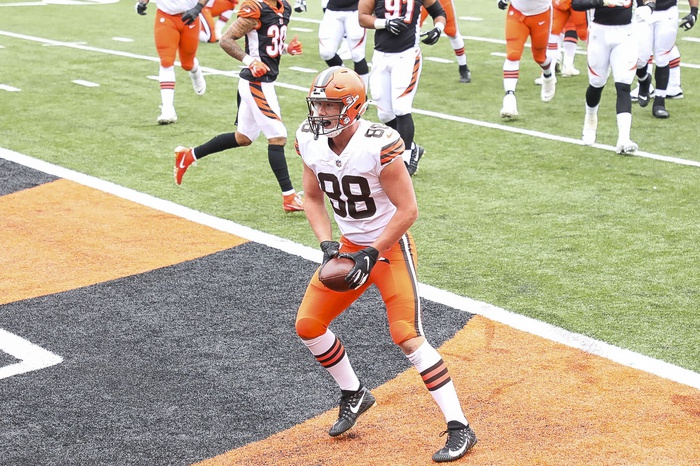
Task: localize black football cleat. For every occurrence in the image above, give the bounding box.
[459,64,471,83]
[651,97,671,118]
[406,144,425,176]
[637,76,652,108]
[328,385,376,436]
[432,421,478,462]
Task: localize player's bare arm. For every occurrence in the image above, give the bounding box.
[358,0,378,28]
[370,160,418,255]
[302,162,334,243]
[219,17,259,61]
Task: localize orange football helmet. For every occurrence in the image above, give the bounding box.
[306,67,368,139]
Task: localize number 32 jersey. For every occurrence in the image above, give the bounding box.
[295,119,405,246]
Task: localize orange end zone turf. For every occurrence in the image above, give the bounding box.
[0,179,247,305]
[197,316,700,465]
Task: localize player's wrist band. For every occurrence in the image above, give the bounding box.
[374,18,387,29]
[242,55,255,66]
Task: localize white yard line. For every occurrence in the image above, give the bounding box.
[2,147,699,390]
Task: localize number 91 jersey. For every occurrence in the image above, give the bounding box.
[295,119,406,246]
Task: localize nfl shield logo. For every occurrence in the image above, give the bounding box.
[336,159,342,167]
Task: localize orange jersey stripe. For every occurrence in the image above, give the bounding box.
[237,0,262,20]
[380,138,405,165]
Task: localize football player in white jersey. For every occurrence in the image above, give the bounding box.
[573,0,639,155]
[633,0,698,117]
[294,67,477,463]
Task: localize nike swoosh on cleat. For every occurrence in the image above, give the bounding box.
[349,392,365,414]
[178,159,187,169]
[448,441,468,458]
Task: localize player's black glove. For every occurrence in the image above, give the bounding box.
[497,0,510,10]
[421,27,442,45]
[386,17,409,35]
[135,1,148,15]
[320,241,340,266]
[342,247,379,290]
[680,7,698,31]
[182,2,203,25]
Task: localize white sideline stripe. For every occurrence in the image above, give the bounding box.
[0,329,63,380]
[2,147,699,391]
[1,29,698,168]
[412,107,700,168]
[424,56,453,64]
[0,84,21,92]
[288,66,318,74]
[72,79,99,87]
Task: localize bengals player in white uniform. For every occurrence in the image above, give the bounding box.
[173,0,306,213]
[573,0,638,155]
[633,0,698,118]
[308,0,371,88]
[135,0,207,124]
[294,67,477,463]
[358,0,446,176]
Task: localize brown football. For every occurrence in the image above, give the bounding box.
[318,256,355,292]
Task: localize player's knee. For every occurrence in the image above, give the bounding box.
[389,321,418,346]
[506,51,522,62]
[350,50,365,64]
[376,108,394,123]
[160,57,176,68]
[655,59,670,68]
[319,48,336,61]
[231,132,251,146]
[589,76,607,89]
[532,52,547,66]
[296,317,326,339]
[577,29,588,42]
[268,136,287,146]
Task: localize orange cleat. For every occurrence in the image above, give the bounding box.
[283,192,304,212]
[174,146,196,185]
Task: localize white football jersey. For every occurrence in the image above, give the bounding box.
[510,0,551,16]
[295,119,405,246]
[155,0,200,15]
